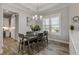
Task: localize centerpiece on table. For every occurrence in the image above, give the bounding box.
[30,24,41,31]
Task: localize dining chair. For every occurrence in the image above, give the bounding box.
[43,31,48,46]
[18,33,33,54]
[18,33,25,54]
[25,32,37,54]
[37,33,44,51]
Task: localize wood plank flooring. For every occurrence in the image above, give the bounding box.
[2,38,69,55]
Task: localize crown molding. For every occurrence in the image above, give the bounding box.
[2,4,34,15]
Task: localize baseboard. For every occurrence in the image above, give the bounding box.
[48,38,69,44]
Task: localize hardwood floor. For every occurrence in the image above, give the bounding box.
[2,38,69,55]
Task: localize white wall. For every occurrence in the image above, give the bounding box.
[42,7,69,43]
[0,4,3,54]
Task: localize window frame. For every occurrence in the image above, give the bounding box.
[42,18,50,32]
[49,13,61,35]
[42,13,61,35]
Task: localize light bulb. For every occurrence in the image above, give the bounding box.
[35,15,37,18]
[32,16,35,19]
[40,16,43,19]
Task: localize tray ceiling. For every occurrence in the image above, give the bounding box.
[17,3,59,12]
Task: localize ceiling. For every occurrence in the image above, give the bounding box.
[3,3,69,15]
[15,3,60,13]
[20,3,59,12]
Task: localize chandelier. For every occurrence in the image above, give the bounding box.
[32,15,42,20]
[32,4,43,20]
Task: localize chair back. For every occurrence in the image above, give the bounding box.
[37,33,43,39]
[26,31,34,36]
[43,31,48,36]
[18,33,24,40]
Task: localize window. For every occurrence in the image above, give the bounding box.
[43,18,50,32]
[43,14,61,34]
[50,16,60,33]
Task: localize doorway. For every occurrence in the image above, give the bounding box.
[3,9,19,40]
[2,9,19,54]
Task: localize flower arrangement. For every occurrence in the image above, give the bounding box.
[30,24,41,31]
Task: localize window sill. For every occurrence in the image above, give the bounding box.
[49,32,61,35]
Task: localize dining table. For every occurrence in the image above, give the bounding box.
[20,31,47,54]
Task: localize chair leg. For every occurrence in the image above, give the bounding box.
[37,41,40,52]
[18,41,21,53]
[27,41,32,55]
[18,44,20,53]
[21,42,24,55]
[43,40,46,48]
[47,39,48,45]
